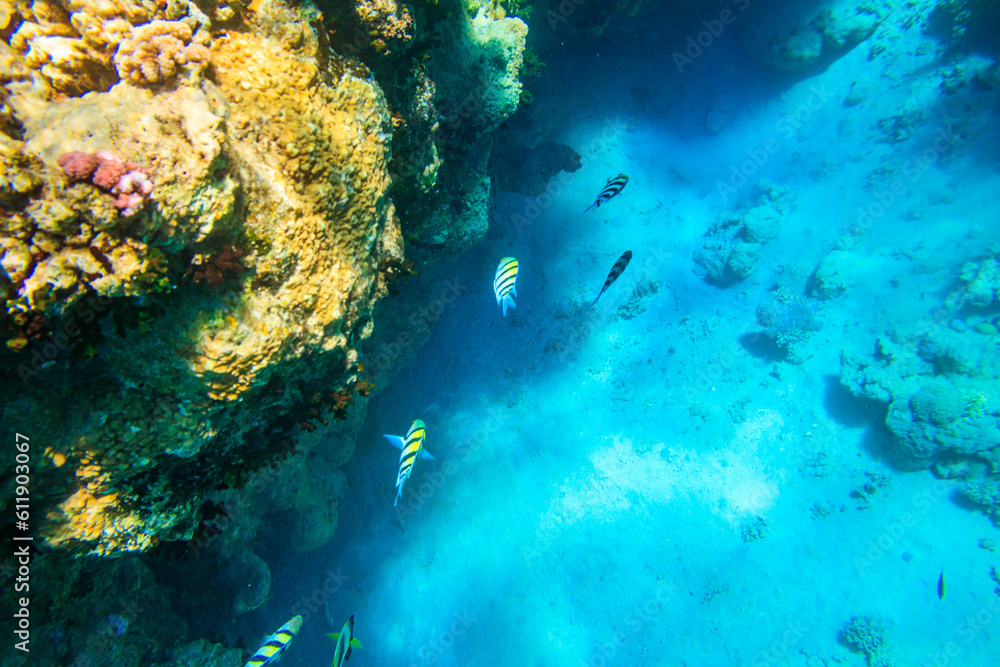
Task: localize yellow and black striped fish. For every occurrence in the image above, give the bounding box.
[244,615,302,667]
[494,256,519,317]
[591,250,633,307]
[383,419,435,507]
[583,173,629,213]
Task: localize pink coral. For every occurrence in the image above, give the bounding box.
[57,151,100,181]
[57,150,154,216]
[92,158,126,191]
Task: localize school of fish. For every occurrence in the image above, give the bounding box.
[241,171,636,666]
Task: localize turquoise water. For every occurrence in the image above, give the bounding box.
[6,1,1000,666]
[245,3,999,666]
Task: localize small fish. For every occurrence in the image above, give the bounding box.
[383,419,435,507]
[591,251,633,307]
[583,173,629,213]
[327,615,363,667]
[938,570,945,600]
[494,256,519,317]
[244,615,302,667]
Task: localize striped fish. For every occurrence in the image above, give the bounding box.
[583,173,628,213]
[383,419,435,507]
[591,251,633,307]
[494,256,519,317]
[327,615,363,667]
[244,615,302,667]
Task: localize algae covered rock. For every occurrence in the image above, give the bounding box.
[405,5,527,247]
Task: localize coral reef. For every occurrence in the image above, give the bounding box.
[114,20,212,87]
[756,300,821,364]
[489,140,581,196]
[0,5,528,665]
[0,0,526,563]
[841,615,891,666]
[59,149,154,215]
[839,264,1000,471]
[928,0,1000,54]
[400,3,527,247]
[808,249,859,300]
[694,184,792,284]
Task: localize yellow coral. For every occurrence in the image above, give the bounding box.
[113,20,210,86]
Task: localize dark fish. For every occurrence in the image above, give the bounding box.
[938,570,945,600]
[583,173,628,213]
[591,251,633,307]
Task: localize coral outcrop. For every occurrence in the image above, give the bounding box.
[694,183,792,284]
[0,0,525,564]
[839,256,1000,472]
[400,3,527,247]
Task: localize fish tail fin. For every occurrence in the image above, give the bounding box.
[502,294,515,316]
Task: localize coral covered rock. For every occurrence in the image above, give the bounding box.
[808,249,859,300]
[694,188,791,284]
[404,5,527,247]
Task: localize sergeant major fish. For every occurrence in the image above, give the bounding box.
[244,615,302,667]
[494,256,519,316]
[583,173,628,213]
[327,615,363,667]
[591,250,633,307]
[383,419,435,507]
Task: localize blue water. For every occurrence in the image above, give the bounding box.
[237,3,1000,667]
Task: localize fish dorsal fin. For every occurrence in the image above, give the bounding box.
[382,434,406,451]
